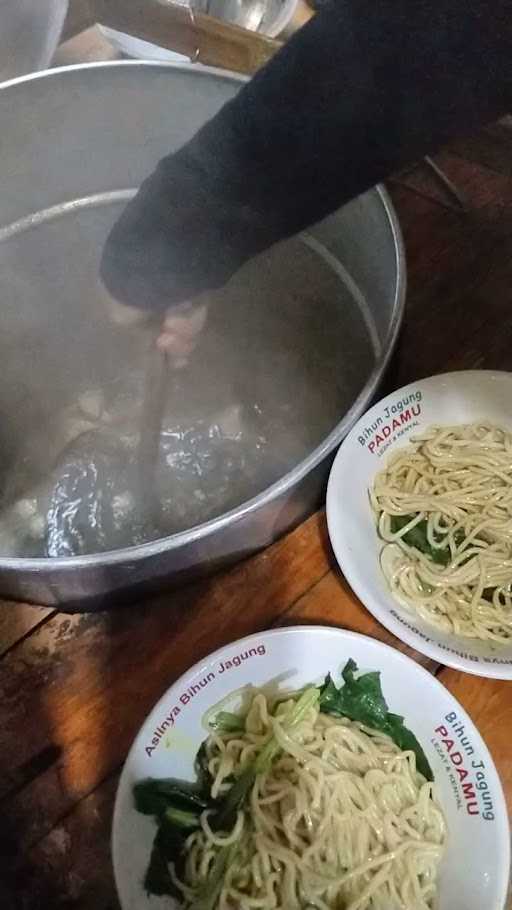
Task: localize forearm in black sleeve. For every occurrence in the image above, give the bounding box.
[100,0,512,312]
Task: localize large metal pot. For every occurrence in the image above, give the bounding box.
[0,62,405,609]
[0,0,68,82]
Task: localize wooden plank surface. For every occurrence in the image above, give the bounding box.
[274,569,439,672]
[5,537,437,910]
[1,513,331,850]
[0,602,53,658]
[1,70,512,910]
[384,153,512,394]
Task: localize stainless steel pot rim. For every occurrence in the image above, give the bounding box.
[0,61,406,570]
[0,58,241,93]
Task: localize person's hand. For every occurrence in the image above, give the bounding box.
[156,299,209,368]
[99,280,208,368]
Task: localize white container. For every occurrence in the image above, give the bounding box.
[327,370,512,679]
[112,626,510,910]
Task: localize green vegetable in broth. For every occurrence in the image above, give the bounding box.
[390,513,465,567]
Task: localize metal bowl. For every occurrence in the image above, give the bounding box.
[0,62,405,609]
[0,0,68,82]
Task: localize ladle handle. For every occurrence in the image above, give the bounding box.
[137,324,169,520]
[91,0,281,74]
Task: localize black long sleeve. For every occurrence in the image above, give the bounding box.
[101,0,512,312]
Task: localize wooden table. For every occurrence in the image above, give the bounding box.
[1,87,512,910]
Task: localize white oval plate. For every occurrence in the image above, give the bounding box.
[327,371,512,679]
[112,626,510,910]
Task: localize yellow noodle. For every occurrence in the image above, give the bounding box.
[371,422,512,642]
[173,695,446,909]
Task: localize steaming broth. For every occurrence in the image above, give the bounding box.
[0,200,377,558]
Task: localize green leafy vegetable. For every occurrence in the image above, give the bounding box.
[134,778,212,898]
[144,816,190,898]
[195,741,213,794]
[390,513,464,566]
[165,806,203,829]
[319,660,433,781]
[209,764,254,834]
[134,778,210,818]
[384,713,432,781]
[319,657,388,728]
[208,710,245,733]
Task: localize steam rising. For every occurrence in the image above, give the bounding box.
[0,202,376,557]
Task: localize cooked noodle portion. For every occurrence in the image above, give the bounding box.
[371,422,512,642]
[173,694,446,909]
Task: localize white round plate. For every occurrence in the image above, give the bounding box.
[112,626,510,910]
[327,370,512,679]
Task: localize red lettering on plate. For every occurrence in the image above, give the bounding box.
[462,781,477,802]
